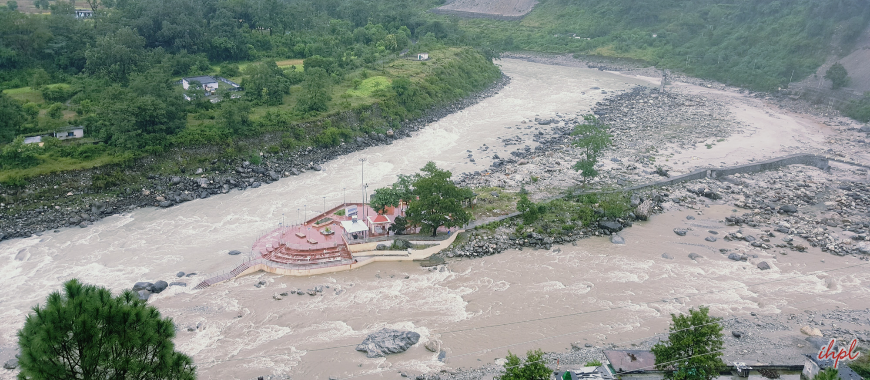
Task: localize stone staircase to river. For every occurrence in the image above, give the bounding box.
[193,259,264,290]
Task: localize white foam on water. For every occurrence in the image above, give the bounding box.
[490,280,511,292]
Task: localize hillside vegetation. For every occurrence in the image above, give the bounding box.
[0,0,501,182]
[457,0,870,91]
[3,0,869,182]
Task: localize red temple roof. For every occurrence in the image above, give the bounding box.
[371,214,390,223]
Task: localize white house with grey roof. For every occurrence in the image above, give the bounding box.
[182,76,219,92]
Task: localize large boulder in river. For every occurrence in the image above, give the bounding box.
[610,234,625,244]
[132,282,153,291]
[3,357,18,369]
[355,329,420,358]
[150,280,168,293]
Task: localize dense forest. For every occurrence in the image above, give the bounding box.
[462,0,870,91]
[1,0,869,183]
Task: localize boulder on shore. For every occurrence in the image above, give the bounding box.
[801,325,823,337]
[393,239,412,249]
[598,221,622,232]
[780,205,798,214]
[355,329,420,358]
[728,253,747,262]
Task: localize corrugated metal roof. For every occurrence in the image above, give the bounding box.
[603,350,657,373]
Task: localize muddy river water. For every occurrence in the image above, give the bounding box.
[1,60,869,379]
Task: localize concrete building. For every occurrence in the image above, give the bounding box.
[75,9,94,18]
[55,126,84,140]
[182,76,219,92]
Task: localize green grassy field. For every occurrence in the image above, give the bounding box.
[3,87,44,104]
[0,152,124,183]
[345,76,391,97]
[251,48,466,119]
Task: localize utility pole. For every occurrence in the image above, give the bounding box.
[359,157,368,239]
[322,196,326,215]
[359,157,367,206]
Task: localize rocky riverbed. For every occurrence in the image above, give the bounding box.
[418,56,870,380]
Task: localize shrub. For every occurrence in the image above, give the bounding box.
[47,103,65,119]
[41,84,74,103]
[850,347,870,378]
[0,173,28,187]
[219,63,241,77]
[91,170,129,190]
[314,126,350,147]
[0,137,41,170]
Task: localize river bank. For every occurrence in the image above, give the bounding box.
[0,75,510,243]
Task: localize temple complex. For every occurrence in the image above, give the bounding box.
[253,203,401,267]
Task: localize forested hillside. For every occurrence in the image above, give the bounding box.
[0,0,501,181]
[458,0,870,91]
[2,0,869,182]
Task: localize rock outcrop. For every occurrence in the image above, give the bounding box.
[355,329,420,358]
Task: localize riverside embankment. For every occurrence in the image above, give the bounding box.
[0,73,510,243]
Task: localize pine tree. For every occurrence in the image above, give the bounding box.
[17,279,196,379]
